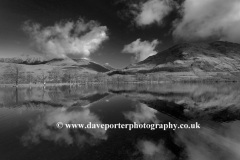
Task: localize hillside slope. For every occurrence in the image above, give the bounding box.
[130,41,240,71]
[0,56,111,74]
[110,41,240,81]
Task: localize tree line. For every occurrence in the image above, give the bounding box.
[0,64,166,86]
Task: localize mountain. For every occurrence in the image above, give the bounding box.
[71,58,110,72]
[0,56,110,73]
[128,41,240,71]
[102,63,115,70]
[109,41,240,82]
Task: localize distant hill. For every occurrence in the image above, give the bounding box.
[2,41,240,83]
[108,41,240,82]
[128,41,240,71]
[0,56,111,73]
[102,63,115,71]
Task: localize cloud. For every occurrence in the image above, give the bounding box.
[122,38,160,62]
[124,103,160,124]
[132,0,174,26]
[23,18,108,58]
[173,0,240,43]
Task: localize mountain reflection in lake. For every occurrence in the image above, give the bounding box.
[0,83,240,160]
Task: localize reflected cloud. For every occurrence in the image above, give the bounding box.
[175,121,240,160]
[123,103,160,124]
[22,106,107,146]
[137,140,175,160]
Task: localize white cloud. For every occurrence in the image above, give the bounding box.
[133,0,174,26]
[122,39,160,62]
[23,18,108,58]
[173,0,240,43]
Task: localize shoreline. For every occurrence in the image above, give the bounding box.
[0,80,238,88]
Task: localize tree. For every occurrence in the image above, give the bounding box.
[135,73,146,82]
[62,69,79,84]
[40,71,47,84]
[48,68,62,83]
[69,69,78,84]
[62,72,70,83]
[26,72,34,84]
[3,64,25,86]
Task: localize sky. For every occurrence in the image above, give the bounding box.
[1,0,240,68]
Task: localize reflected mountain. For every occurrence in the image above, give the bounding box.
[109,83,240,122]
[0,85,111,108]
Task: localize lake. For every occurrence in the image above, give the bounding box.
[0,83,240,160]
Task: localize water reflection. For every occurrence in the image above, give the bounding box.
[0,83,240,160]
[110,83,240,121]
[137,140,175,160]
[124,103,160,124]
[175,121,240,160]
[22,106,107,147]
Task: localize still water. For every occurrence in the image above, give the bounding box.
[0,83,240,160]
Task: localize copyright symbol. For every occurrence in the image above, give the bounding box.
[56,122,64,129]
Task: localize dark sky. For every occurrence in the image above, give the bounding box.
[1,0,239,68]
[0,0,176,68]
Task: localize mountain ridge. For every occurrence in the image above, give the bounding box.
[109,41,240,81]
[128,41,240,70]
[0,56,113,73]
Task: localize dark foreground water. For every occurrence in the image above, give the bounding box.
[0,83,240,160]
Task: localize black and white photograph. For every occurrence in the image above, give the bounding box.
[1,0,240,159]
